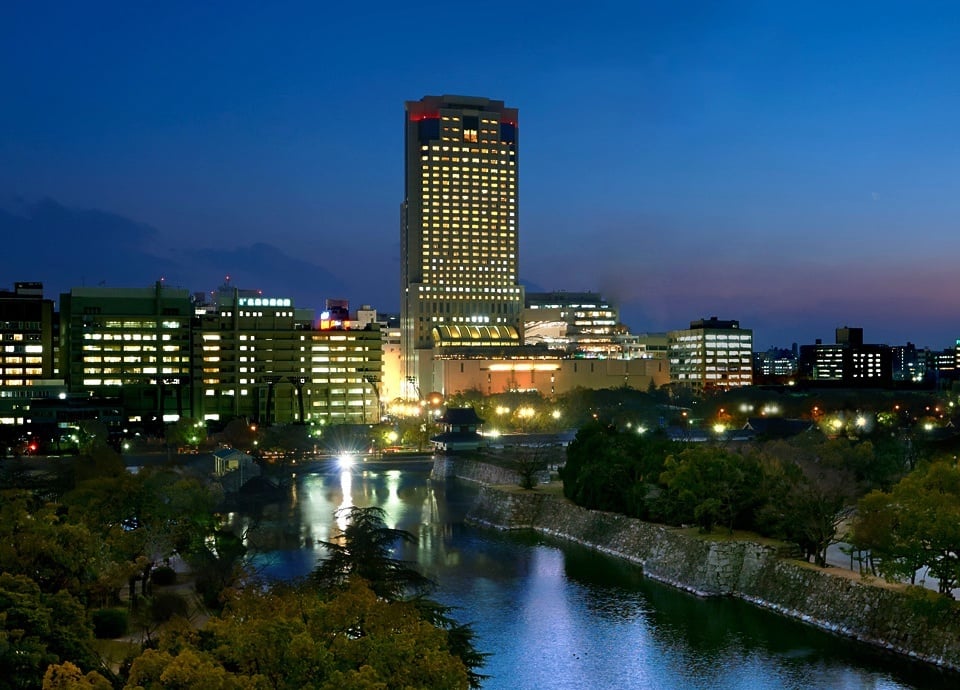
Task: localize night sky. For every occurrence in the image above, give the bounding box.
[3,2,960,350]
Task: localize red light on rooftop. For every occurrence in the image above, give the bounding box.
[409,111,440,122]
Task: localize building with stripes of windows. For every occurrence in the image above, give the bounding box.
[401,95,523,398]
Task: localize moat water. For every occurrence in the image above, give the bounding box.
[226,459,953,689]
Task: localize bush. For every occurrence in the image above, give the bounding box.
[92,607,129,638]
[904,585,959,623]
[149,591,190,623]
[151,565,177,586]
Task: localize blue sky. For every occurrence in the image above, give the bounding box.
[3,1,960,349]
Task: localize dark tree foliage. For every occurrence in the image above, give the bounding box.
[561,422,676,519]
[854,460,960,597]
[312,506,487,688]
[658,447,763,533]
[0,572,102,689]
[313,506,434,599]
[561,422,883,563]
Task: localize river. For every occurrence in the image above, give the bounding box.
[225,459,954,689]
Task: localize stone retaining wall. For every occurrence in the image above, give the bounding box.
[466,481,960,671]
[431,455,524,486]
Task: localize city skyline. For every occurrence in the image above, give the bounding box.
[3,3,960,350]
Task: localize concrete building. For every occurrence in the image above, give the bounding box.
[798,327,892,386]
[55,283,385,428]
[59,283,193,424]
[379,319,403,404]
[0,282,61,424]
[192,291,383,426]
[432,355,669,398]
[667,317,753,390]
[523,291,624,357]
[401,95,523,398]
[620,332,669,361]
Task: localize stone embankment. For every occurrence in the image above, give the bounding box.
[442,457,960,672]
[431,455,526,486]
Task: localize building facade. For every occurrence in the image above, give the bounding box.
[54,284,384,428]
[401,95,523,398]
[667,318,753,390]
[798,327,893,386]
[432,354,669,398]
[59,283,193,424]
[523,291,624,357]
[0,282,60,424]
[191,291,383,426]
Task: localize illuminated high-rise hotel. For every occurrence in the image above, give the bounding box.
[401,95,523,397]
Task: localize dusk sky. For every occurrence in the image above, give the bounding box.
[3,2,960,350]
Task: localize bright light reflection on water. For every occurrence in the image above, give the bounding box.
[230,460,956,690]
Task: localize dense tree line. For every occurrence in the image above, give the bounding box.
[1,438,483,687]
[853,460,960,597]
[560,422,916,568]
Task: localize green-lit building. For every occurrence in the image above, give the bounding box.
[59,283,193,424]
[52,283,384,429]
[191,290,383,425]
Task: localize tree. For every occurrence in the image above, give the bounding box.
[222,418,259,451]
[0,491,102,597]
[853,460,960,597]
[781,460,855,567]
[63,468,220,607]
[311,506,486,687]
[0,573,100,690]
[125,648,264,690]
[507,443,556,490]
[659,447,761,533]
[752,436,861,565]
[561,422,677,519]
[312,506,433,600]
[165,417,205,451]
[123,581,472,690]
[42,662,112,690]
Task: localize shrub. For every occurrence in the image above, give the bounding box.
[151,565,177,586]
[92,607,129,638]
[149,591,190,623]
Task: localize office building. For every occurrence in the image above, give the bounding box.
[192,290,383,425]
[0,282,61,424]
[401,95,523,397]
[523,291,625,357]
[668,317,753,390]
[798,327,892,386]
[59,283,193,424]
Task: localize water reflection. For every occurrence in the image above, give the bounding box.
[336,469,352,532]
[226,462,955,690]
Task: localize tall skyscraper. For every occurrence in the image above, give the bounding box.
[401,95,523,397]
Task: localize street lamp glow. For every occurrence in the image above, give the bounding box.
[713,424,726,434]
[551,409,561,420]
